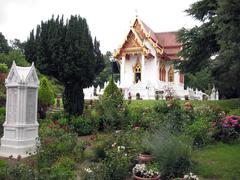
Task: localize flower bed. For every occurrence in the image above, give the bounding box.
[132,164,160,180]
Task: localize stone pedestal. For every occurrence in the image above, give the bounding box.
[0,61,39,158]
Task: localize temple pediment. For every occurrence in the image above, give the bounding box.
[114,16,181,61]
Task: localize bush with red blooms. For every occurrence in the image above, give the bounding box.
[212,115,240,142]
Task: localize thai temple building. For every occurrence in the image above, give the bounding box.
[84,16,218,100]
[113,16,202,100]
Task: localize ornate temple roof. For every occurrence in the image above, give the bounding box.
[114,17,182,61]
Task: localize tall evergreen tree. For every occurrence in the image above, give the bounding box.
[0,32,11,54]
[213,0,240,98]
[24,15,104,115]
[177,0,240,98]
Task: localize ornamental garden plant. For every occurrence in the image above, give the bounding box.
[132,163,160,179]
[0,72,240,179]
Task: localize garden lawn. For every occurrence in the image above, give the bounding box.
[192,142,240,179]
[128,99,240,113]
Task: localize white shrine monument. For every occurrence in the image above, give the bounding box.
[0,61,39,158]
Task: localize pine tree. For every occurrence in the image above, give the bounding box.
[0,32,11,54]
[24,15,104,115]
[213,0,240,98]
[177,0,240,98]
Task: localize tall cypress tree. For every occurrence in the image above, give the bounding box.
[24,15,104,115]
[0,32,11,54]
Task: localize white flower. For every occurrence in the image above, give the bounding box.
[132,164,159,178]
[117,146,125,152]
[84,168,92,173]
[183,172,199,180]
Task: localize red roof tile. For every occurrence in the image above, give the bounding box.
[140,20,158,43]
[156,32,181,47]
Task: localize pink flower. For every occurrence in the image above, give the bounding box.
[223,124,229,128]
[112,142,117,147]
[230,120,238,125]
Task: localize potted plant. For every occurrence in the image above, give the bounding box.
[138,145,154,162]
[132,163,160,180]
[138,135,154,162]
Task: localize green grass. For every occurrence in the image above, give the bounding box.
[128,99,240,112]
[192,142,240,179]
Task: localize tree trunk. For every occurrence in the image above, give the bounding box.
[63,83,84,116]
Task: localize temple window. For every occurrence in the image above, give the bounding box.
[159,62,166,81]
[179,73,184,83]
[133,59,141,83]
[168,65,174,82]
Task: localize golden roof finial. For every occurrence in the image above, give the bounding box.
[135,9,138,18]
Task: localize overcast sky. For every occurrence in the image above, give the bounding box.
[0,0,200,53]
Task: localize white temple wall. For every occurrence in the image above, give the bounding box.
[143,40,158,84]
[174,70,180,85]
[165,61,171,82]
[144,58,155,83]
[123,55,138,87]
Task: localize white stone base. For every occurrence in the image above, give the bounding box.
[0,124,39,158]
[0,137,38,158]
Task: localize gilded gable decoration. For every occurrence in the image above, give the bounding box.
[168,65,174,82]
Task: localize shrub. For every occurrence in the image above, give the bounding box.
[0,160,7,179]
[0,63,8,73]
[82,146,131,180]
[39,157,76,180]
[0,107,5,136]
[184,117,211,148]
[130,107,161,130]
[101,145,131,180]
[71,116,94,136]
[38,77,55,119]
[102,77,123,104]
[83,149,97,162]
[81,163,109,180]
[96,77,126,131]
[154,99,190,133]
[93,141,107,161]
[37,122,83,169]
[214,115,240,142]
[50,110,65,121]
[150,129,192,179]
[7,164,36,180]
[0,91,6,107]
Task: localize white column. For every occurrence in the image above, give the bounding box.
[120,56,125,87]
[154,57,158,86]
[141,54,145,83]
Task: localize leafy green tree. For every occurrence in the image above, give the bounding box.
[0,32,11,54]
[0,49,29,68]
[184,68,214,93]
[38,77,55,119]
[177,0,240,98]
[0,63,8,73]
[93,51,111,87]
[10,39,25,53]
[24,15,104,115]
